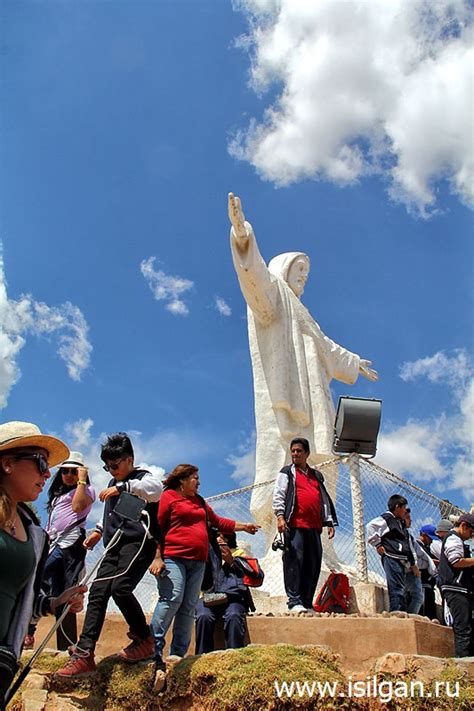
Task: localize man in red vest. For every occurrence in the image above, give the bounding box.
[272,438,338,612]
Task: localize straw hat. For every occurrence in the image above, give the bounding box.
[0,421,69,468]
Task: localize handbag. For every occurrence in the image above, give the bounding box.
[202,592,228,607]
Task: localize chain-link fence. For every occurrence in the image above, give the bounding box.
[84,457,466,613]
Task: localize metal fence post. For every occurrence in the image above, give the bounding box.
[348,452,369,583]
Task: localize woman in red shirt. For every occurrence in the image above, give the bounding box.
[149,464,259,680]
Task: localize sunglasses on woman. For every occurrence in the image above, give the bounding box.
[12,453,49,474]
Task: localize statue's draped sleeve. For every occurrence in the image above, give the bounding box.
[230,222,277,327]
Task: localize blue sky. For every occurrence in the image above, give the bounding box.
[1,0,472,519]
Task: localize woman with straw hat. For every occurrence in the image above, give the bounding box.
[0,421,86,709]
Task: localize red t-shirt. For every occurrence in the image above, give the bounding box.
[289,468,323,530]
[158,488,235,561]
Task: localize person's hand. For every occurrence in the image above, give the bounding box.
[219,543,234,565]
[376,545,385,556]
[359,359,378,381]
[99,486,120,501]
[51,584,87,614]
[228,192,250,245]
[277,515,288,533]
[77,466,88,484]
[242,522,261,535]
[327,526,335,540]
[84,531,102,550]
[412,564,421,577]
[149,557,166,577]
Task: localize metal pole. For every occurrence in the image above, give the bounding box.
[348,452,369,583]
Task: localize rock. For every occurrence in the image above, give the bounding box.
[21,688,48,711]
[405,655,447,682]
[374,653,407,674]
[23,673,47,690]
[456,657,474,681]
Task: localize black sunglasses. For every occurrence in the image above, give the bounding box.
[12,453,49,474]
[102,458,125,473]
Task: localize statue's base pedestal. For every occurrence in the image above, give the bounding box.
[34,613,455,674]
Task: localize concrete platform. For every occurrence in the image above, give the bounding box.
[34,612,454,673]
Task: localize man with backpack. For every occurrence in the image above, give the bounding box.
[55,432,163,677]
[438,513,474,657]
[367,494,415,611]
[272,437,338,612]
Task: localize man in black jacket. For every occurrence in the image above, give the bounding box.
[272,438,338,612]
[56,432,163,677]
[367,494,415,611]
[438,513,474,657]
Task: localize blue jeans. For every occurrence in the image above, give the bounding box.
[405,571,423,614]
[382,556,407,611]
[150,557,206,659]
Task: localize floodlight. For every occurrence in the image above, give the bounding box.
[333,396,382,457]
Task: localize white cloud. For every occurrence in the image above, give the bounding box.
[214,296,232,317]
[231,0,474,215]
[140,256,193,316]
[400,349,472,391]
[0,253,92,408]
[227,432,256,486]
[376,349,474,500]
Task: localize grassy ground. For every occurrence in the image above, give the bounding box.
[10,646,474,710]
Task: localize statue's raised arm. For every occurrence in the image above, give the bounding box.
[228,192,277,327]
[228,192,250,246]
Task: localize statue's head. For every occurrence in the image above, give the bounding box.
[268,252,310,298]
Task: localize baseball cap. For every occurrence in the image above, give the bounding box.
[458,513,474,528]
[419,524,440,540]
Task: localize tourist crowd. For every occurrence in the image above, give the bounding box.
[0,422,472,707]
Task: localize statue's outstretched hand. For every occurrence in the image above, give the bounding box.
[359,359,378,381]
[228,192,249,244]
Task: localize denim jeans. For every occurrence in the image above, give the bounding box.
[150,556,206,659]
[382,556,407,611]
[405,571,424,614]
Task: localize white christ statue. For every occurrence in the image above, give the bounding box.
[229,192,378,539]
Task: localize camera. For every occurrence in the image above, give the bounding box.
[272,532,287,552]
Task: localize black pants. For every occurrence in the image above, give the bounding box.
[78,537,156,651]
[444,590,474,657]
[282,528,322,609]
[420,584,437,620]
[195,599,247,654]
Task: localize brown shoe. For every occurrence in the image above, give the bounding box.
[55,651,96,678]
[118,633,154,662]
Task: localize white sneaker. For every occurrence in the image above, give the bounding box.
[289,604,307,613]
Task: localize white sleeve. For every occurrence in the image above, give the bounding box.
[272,472,289,517]
[366,516,388,547]
[444,536,464,565]
[125,472,163,502]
